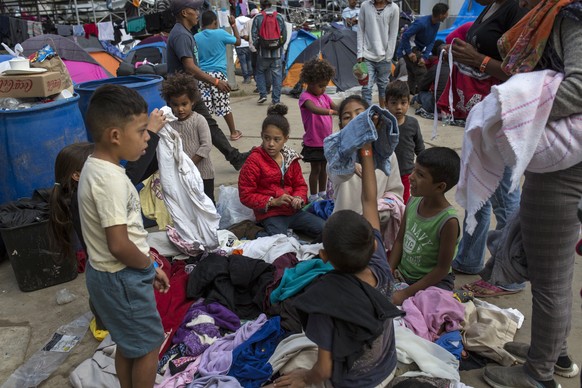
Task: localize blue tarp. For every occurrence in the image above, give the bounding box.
[285,30,317,71]
[436,0,485,41]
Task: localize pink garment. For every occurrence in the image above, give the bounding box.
[167,225,203,256]
[456,70,582,234]
[155,357,201,388]
[401,286,465,342]
[445,22,473,44]
[377,192,405,251]
[299,91,334,147]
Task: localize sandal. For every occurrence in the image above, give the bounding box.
[229,130,243,141]
[461,279,521,298]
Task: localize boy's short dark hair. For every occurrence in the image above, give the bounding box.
[385,80,410,101]
[85,84,148,142]
[432,3,449,17]
[416,147,460,193]
[323,210,375,273]
[161,72,200,104]
[201,10,217,27]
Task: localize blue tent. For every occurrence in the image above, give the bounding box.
[285,30,318,72]
[436,0,485,41]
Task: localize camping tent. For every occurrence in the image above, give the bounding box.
[21,34,112,83]
[285,30,317,72]
[71,35,122,76]
[436,0,485,41]
[87,50,122,76]
[283,29,358,92]
[124,41,167,65]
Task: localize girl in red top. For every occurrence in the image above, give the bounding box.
[238,104,325,237]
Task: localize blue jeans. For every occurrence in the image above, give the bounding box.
[261,211,324,238]
[256,56,282,103]
[361,59,390,105]
[453,167,521,274]
[236,47,253,80]
[417,91,435,113]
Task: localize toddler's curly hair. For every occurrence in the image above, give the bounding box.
[161,72,200,103]
[300,58,335,85]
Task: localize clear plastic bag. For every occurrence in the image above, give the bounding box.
[216,185,255,229]
[1,312,91,388]
[56,288,77,305]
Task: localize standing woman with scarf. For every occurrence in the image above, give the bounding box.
[444,0,527,297]
[479,0,582,386]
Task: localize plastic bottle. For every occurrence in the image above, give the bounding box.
[1,312,91,388]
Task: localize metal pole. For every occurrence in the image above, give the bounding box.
[74,0,80,25]
[91,0,97,23]
[225,24,238,90]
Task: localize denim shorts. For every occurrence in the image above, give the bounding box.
[86,263,164,358]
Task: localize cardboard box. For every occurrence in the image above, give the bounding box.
[0,71,64,98]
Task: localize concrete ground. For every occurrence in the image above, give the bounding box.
[0,77,580,387]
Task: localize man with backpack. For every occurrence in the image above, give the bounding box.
[251,0,287,104]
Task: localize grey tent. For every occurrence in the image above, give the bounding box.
[21,34,114,79]
[283,29,358,92]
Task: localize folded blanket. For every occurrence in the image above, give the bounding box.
[456,70,582,234]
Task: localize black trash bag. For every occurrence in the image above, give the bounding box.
[0,189,51,228]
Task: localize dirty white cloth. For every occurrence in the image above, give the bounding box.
[456,70,582,234]
[462,300,518,366]
[147,231,182,257]
[70,335,120,388]
[157,106,220,254]
[473,298,524,329]
[394,319,460,381]
[268,332,322,386]
[224,234,322,263]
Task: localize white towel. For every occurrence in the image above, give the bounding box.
[456,70,582,234]
[157,106,220,252]
[97,22,114,41]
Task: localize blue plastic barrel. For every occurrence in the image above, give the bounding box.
[75,75,165,120]
[0,94,88,205]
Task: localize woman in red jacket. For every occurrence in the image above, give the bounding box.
[238,104,325,237]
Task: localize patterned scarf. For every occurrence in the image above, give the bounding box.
[497,0,574,74]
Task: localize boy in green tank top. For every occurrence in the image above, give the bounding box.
[388,147,461,305]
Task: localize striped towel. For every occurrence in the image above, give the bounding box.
[456,70,582,234]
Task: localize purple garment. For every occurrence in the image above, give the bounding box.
[173,301,241,356]
[197,314,268,376]
[188,375,242,388]
[401,286,465,341]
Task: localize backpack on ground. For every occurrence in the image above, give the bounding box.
[259,11,283,50]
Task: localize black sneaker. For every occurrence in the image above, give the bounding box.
[504,342,580,378]
[253,88,259,93]
[230,151,250,171]
[258,96,267,104]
